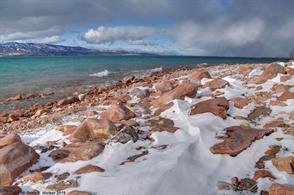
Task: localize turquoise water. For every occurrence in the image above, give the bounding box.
[0,55,289,99]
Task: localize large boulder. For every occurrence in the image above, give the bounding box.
[152,82,198,107]
[190,70,211,83]
[49,142,104,163]
[272,156,294,174]
[250,64,286,84]
[0,186,22,195]
[203,78,229,91]
[154,80,175,93]
[57,125,77,135]
[231,97,250,109]
[100,103,135,123]
[210,126,274,156]
[70,118,117,142]
[269,183,294,195]
[277,90,294,101]
[0,133,21,149]
[0,142,39,186]
[190,97,229,119]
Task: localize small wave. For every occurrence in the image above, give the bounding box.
[89,70,110,77]
[150,67,162,73]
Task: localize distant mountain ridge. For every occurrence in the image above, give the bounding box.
[0,42,153,56]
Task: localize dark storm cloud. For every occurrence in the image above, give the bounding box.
[0,0,293,57]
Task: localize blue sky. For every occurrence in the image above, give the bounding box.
[0,0,294,57]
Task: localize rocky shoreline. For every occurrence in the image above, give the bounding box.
[0,61,294,194]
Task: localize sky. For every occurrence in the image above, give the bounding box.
[0,0,293,57]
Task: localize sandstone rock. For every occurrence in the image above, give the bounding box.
[191,97,229,119]
[250,64,286,84]
[49,142,104,163]
[0,133,21,149]
[0,142,39,186]
[269,100,288,107]
[152,82,197,107]
[271,84,289,94]
[74,164,105,175]
[55,172,70,182]
[231,97,249,109]
[280,75,292,82]
[269,183,294,195]
[147,117,178,133]
[112,126,139,144]
[264,120,289,129]
[57,96,79,106]
[190,70,211,83]
[57,125,77,135]
[210,126,274,156]
[247,106,271,121]
[278,90,294,101]
[46,179,77,191]
[203,78,229,91]
[253,170,276,180]
[272,156,294,174]
[287,68,294,75]
[154,102,174,116]
[68,191,92,195]
[71,118,117,142]
[121,150,149,165]
[84,111,98,117]
[0,186,21,195]
[100,103,135,123]
[154,80,174,93]
[21,172,52,183]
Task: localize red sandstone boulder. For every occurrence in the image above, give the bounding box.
[231,97,250,109]
[190,70,211,83]
[264,120,290,129]
[0,142,39,186]
[0,133,21,149]
[71,118,117,142]
[154,80,175,93]
[21,172,52,183]
[0,186,22,195]
[269,183,294,195]
[152,82,198,107]
[277,90,294,101]
[203,78,229,91]
[100,103,135,123]
[74,164,105,175]
[190,97,229,119]
[253,170,276,180]
[57,125,77,135]
[272,156,294,174]
[68,191,92,195]
[271,84,289,94]
[49,142,104,163]
[250,64,286,84]
[210,126,274,156]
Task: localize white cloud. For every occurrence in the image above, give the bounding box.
[37,35,63,44]
[128,39,159,46]
[83,26,159,44]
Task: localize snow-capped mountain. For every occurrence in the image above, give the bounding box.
[0,42,150,56]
